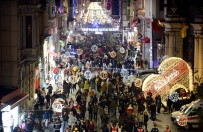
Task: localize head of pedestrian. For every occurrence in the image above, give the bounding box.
[165,125,170,130]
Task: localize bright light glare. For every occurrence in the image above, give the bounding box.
[83,2,112,25]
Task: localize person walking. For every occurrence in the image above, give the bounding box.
[62,111,69,132]
[151,123,159,132]
[150,102,156,121]
[53,118,61,132]
[155,94,161,113]
[167,96,173,113]
[9,115,14,132]
[143,110,149,131]
[47,84,53,95]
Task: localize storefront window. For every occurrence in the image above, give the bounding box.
[2,106,19,132]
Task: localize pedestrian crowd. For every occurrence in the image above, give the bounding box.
[13,66,167,132]
[11,32,198,132]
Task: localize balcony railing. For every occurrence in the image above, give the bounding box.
[20,48,40,59]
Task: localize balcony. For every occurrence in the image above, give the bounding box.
[20,47,40,60]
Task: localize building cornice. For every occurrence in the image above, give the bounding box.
[163,22,182,32]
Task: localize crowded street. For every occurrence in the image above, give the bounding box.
[13,29,200,131]
[1,0,203,132]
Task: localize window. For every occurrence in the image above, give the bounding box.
[189,109,197,116]
[26,16,32,48]
[160,0,164,11]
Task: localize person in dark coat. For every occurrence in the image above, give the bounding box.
[190,91,196,102]
[53,118,61,132]
[25,118,34,132]
[144,110,149,131]
[88,101,93,120]
[100,123,109,132]
[155,94,161,113]
[167,96,173,113]
[150,102,156,121]
[47,84,53,95]
[13,125,21,132]
[45,93,51,108]
[62,111,68,132]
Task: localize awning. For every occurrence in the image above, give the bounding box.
[5,93,29,110]
[142,37,150,43]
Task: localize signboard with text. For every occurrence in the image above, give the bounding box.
[142,57,192,99]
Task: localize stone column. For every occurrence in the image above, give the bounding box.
[176,32,183,58]
[163,22,182,57]
[199,37,203,79]
[164,32,169,56]
[168,32,175,57]
[192,24,203,82]
[194,34,200,74]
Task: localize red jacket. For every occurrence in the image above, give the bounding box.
[164,128,171,132]
[53,67,59,74]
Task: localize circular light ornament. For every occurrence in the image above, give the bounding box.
[99,70,108,80]
[52,98,66,112]
[91,45,98,52]
[169,92,179,102]
[134,78,142,88]
[109,51,117,58]
[84,69,92,80]
[76,49,83,55]
[120,47,125,54]
[120,69,129,78]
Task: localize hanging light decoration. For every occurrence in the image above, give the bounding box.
[83,2,112,25]
[109,51,116,58]
[76,49,83,55]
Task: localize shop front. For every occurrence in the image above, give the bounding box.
[34,66,40,90]
[0,87,29,132]
[42,37,57,83]
[142,57,193,105]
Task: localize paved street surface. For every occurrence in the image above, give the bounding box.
[147,112,198,132]
[36,77,199,132]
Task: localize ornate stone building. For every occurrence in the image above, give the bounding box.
[162,0,203,84]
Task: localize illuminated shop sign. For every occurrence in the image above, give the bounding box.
[81,28,119,32]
